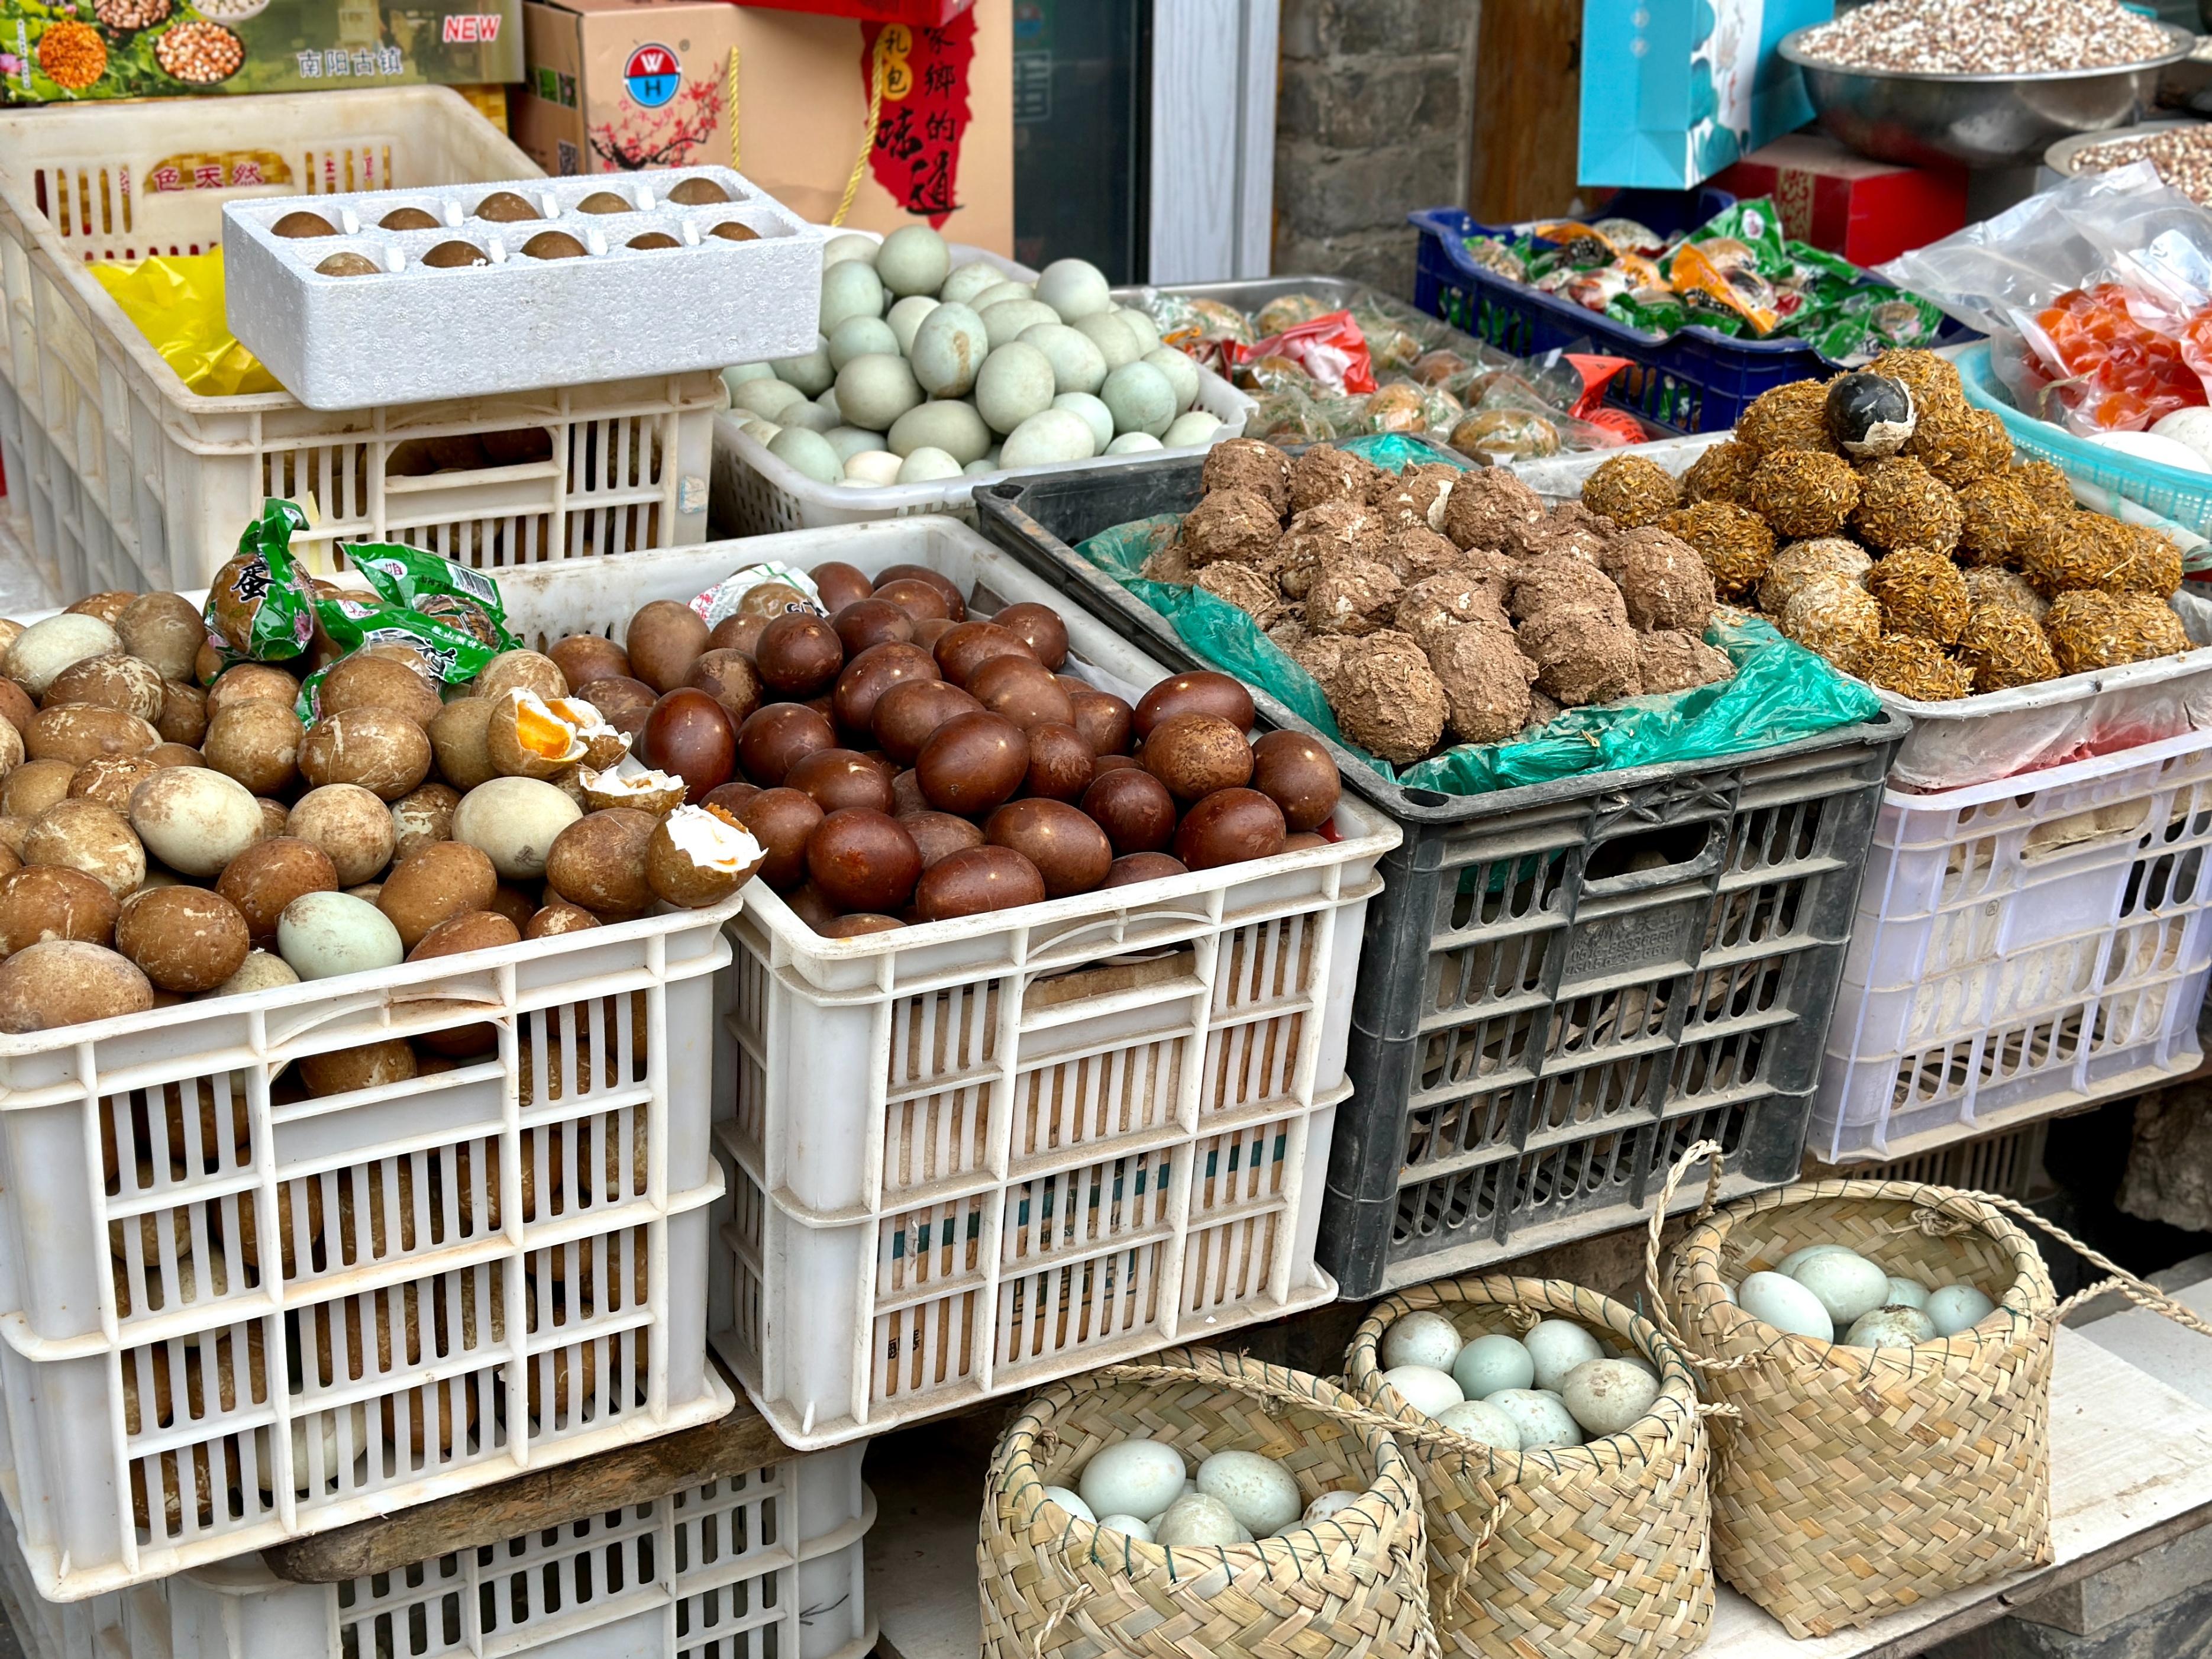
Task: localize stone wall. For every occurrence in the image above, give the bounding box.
[1272,0,1481,293]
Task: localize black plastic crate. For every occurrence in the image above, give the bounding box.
[974,459,1909,1295]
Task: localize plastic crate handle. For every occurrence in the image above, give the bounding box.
[1581,824,1726,899]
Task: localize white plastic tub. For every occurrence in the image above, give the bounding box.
[696,521,1394,1447]
[0,540,845,1601]
[709,233,1257,537]
[1514,434,2212,793]
[0,89,719,594]
[1813,724,2212,1160]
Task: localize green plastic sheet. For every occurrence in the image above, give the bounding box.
[1070,438,1887,799]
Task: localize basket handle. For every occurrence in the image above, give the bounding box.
[1641,1139,1761,1375]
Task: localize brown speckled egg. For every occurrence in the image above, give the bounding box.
[641,689,736,801]
[551,635,631,688]
[754,614,845,699]
[742,787,825,889]
[1081,769,1177,856]
[1103,851,1189,888]
[812,561,875,612]
[686,650,764,727]
[933,621,1034,689]
[1068,690,1134,756]
[833,642,938,735]
[218,837,339,943]
[985,798,1111,898]
[1022,723,1095,802]
[1250,730,1341,833]
[625,600,712,693]
[915,846,1044,921]
[1141,712,1254,803]
[900,810,984,870]
[544,808,657,916]
[737,702,835,786]
[786,749,895,815]
[375,840,498,951]
[968,654,1074,733]
[805,808,921,913]
[114,886,250,992]
[871,679,980,766]
[1173,787,1286,870]
[1134,672,1255,738]
[832,599,913,657]
[992,603,1069,671]
[916,712,1028,816]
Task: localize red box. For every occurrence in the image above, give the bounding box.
[1712,134,1968,268]
[734,0,974,21]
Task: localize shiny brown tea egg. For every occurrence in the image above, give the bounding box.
[379,206,441,231]
[474,190,541,222]
[668,177,731,205]
[273,211,338,238]
[577,191,632,214]
[627,233,681,251]
[315,252,383,277]
[710,221,760,243]
[522,231,588,261]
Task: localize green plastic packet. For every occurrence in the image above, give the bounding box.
[299,542,515,719]
[1070,437,1887,799]
[204,499,320,663]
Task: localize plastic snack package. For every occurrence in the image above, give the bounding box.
[89,250,282,398]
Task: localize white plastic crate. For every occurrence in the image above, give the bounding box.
[1813,724,2212,1161]
[1513,434,2212,793]
[0,1438,873,1659]
[708,233,1257,536]
[0,89,720,595]
[0,541,838,1602]
[698,524,1394,1447]
[163,1439,873,1659]
[223,167,819,411]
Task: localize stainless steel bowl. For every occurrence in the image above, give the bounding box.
[2045,117,2207,182]
[1779,22,2193,169]
[2158,38,2212,116]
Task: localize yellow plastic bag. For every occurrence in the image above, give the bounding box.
[89,250,282,398]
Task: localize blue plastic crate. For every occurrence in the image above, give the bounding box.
[1410,193,1975,434]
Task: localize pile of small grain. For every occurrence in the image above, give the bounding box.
[1793,0,2174,75]
[2064,125,2212,205]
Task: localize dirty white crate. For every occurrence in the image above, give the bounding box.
[0,1439,873,1659]
[0,541,812,1602]
[1813,724,2212,1161]
[699,524,1393,1447]
[709,233,1256,537]
[1803,1119,2056,1198]
[164,1439,874,1659]
[224,167,819,411]
[0,88,719,595]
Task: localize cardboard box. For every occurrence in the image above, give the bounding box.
[1713,133,1967,267]
[2,0,521,104]
[514,0,1008,252]
[738,0,972,22]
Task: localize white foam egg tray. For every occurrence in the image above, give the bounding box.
[222,167,822,410]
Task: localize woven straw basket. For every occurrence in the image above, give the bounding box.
[980,1347,1436,1659]
[1344,1276,1714,1659]
[1651,1145,2057,1638]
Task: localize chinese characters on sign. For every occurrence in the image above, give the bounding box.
[859,15,974,228]
[294,45,405,77]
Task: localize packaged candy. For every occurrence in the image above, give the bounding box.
[1226,310,1379,396]
[1255,293,1337,336]
[690,561,825,628]
[205,499,319,663]
[1249,386,1337,444]
[303,542,514,714]
[1449,408,1563,460]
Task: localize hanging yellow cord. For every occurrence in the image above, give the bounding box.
[727,34,887,227]
[832,34,891,227]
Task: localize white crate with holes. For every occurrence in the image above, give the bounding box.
[0,540,854,1602]
[0,88,720,600]
[1813,725,2212,1162]
[700,523,1395,1448]
[0,1435,873,1659]
[708,230,1255,537]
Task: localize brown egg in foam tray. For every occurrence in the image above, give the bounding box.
[221,166,821,412]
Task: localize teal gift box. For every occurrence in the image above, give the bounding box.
[1580,0,1830,189]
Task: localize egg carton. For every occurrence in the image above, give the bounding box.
[222,166,822,411]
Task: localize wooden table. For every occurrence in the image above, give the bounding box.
[873,1326,2212,1659]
